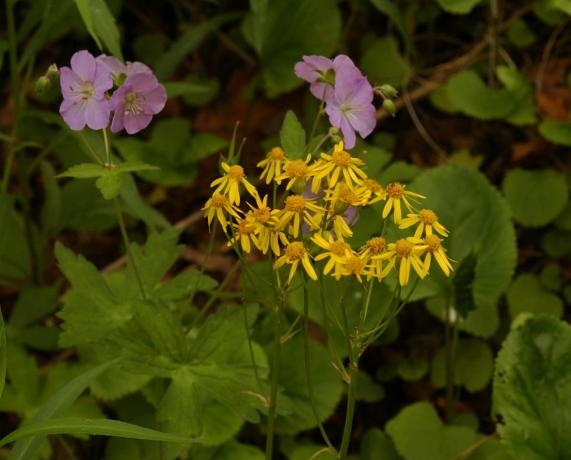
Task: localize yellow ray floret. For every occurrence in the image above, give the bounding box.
[273,241,317,284]
[421,234,454,277]
[379,237,426,286]
[399,209,449,238]
[360,237,392,280]
[210,162,259,205]
[312,232,352,279]
[382,182,425,224]
[275,194,324,238]
[357,178,386,205]
[229,217,258,254]
[202,193,240,231]
[275,154,315,191]
[312,141,367,192]
[257,146,287,184]
[340,253,373,283]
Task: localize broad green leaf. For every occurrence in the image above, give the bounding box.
[396,357,429,382]
[368,0,413,52]
[496,66,536,125]
[96,171,125,200]
[290,445,337,459]
[541,228,571,258]
[539,120,571,146]
[493,315,571,460]
[436,0,482,14]
[507,18,537,47]
[120,176,170,231]
[155,14,240,80]
[73,0,123,59]
[431,338,494,392]
[40,161,62,237]
[355,372,385,402]
[280,111,306,159]
[242,0,341,96]
[360,428,401,460]
[446,70,515,120]
[113,162,159,174]
[155,269,218,302]
[386,402,479,460]
[192,441,265,460]
[58,163,108,179]
[164,79,219,107]
[549,0,571,15]
[506,274,563,319]
[1,417,191,448]
[7,359,117,460]
[555,201,571,230]
[0,309,5,400]
[410,166,517,338]
[453,253,477,318]
[540,263,563,291]
[0,195,31,285]
[502,169,568,227]
[361,36,412,87]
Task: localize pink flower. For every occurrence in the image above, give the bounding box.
[110,72,167,134]
[294,54,356,101]
[59,50,113,130]
[96,55,152,83]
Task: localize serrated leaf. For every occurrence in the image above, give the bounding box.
[436,0,482,14]
[113,161,160,174]
[73,0,123,59]
[493,316,571,460]
[58,163,108,179]
[503,168,568,227]
[360,428,401,460]
[386,401,479,460]
[96,171,125,200]
[539,120,571,146]
[506,274,563,319]
[431,338,494,392]
[280,111,306,159]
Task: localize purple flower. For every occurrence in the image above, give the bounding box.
[97,55,152,83]
[59,50,113,130]
[325,65,376,149]
[110,72,167,134]
[295,55,357,101]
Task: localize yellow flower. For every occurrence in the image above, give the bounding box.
[382,182,425,224]
[325,182,368,212]
[312,232,352,279]
[340,253,372,283]
[399,209,449,238]
[275,195,324,238]
[422,235,453,277]
[273,241,317,284]
[276,154,314,191]
[358,178,386,205]
[379,238,426,286]
[312,141,367,192]
[210,162,259,205]
[202,193,240,231]
[332,214,354,239]
[257,147,287,184]
[360,237,392,280]
[246,195,280,254]
[229,217,258,253]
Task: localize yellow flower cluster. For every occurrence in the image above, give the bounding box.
[202,142,453,286]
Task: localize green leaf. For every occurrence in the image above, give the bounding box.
[502,168,568,227]
[506,274,563,320]
[368,0,413,52]
[73,0,123,59]
[446,70,516,120]
[164,80,219,107]
[361,36,412,87]
[496,66,536,126]
[40,161,62,237]
[493,315,571,460]
[58,163,108,179]
[0,195,31,285]
[360,428,401,460]
[507,18,537,47]
[290,445,337,460]
[549,0,571,15]
[242,0,341,96]
[0,309,6,401]
[453,253,477,318]
[280,111,306,159]
[355,372,385,402]
[60,179,116,232]
[386,402,479,460]
[431,338,494,392]
[410,165,517,338]
[96,171,125,200]
[113,162,160,174]
[540,263,562,291]
[436,0,482,14]
[541,229,571,258]
[538,120,571,146]
[155,13,240,80]
[555,201,571,230]
[7,359,117,460]
[1,417,191,448]
[193,441,265,460]
[396,357,429,382]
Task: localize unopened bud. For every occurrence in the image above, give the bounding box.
[378,84,398,99]
[382,99,396,117]
[46,64,59,82]
[291,178,307,194]
[328,126,342,143]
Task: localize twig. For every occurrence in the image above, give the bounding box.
[453,433,499,460]
[535,18,571,95]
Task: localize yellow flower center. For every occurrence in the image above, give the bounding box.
[211,194,227,208]
[338,186,358,204]
[285,160,309,178]
[228,165,245,180]
[387,182,405,199]
[364,179,383,193]
[269,147,285,160]
[331,149,352,167]
[425,235,442,251]
[330,240,349,256]
[345,256,365,274]
[253,207,271,224]
[285,241,306,261]
[419,209,437,225]
[238,220,255,234]
[366,237,385,255]
[395,239,413,257]
[284,195,306,213]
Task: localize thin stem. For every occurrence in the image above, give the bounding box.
[444,298,454,421]
[339,360,357,460]
[113,198,147,300]
[303,275,335,451]
[79,132,104,165]
[103,128,111,165]
[308,96,325,144]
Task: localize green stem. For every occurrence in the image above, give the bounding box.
[113,198,147,300]
[265,287,282,460]
[103,128,111,165]
[303,275,335,451]
[444,299,455,422]
[339,360,357,460]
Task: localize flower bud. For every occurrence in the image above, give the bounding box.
[328,126,342,143]
[382,99,396,117]
[46,64,59,82]
[377,84,398,99]
[291,178,308,194]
